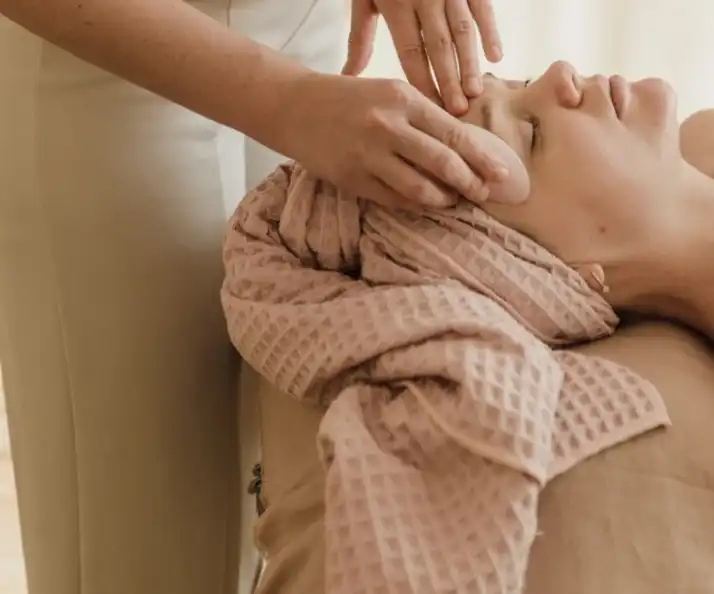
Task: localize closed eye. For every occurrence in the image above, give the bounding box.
[522,79,539,151]
[528,116,540,151]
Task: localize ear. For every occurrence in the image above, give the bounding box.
[680,109,714,179]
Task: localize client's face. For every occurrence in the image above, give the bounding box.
[464,60,682,266]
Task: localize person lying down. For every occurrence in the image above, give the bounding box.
[221,60,714,594]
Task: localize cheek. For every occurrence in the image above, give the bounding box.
[483,114,681,264]
[481,134,604,240]
[535,145,649,226]
[541,125,642,199]
[633,79,677,129]
[487,151,637,256]
[628,79,680,159]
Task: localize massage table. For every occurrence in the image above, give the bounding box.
[253,321,714,593]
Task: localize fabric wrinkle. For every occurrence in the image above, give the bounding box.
[221,162,670,594]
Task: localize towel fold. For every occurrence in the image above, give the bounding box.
[221,163,670,594]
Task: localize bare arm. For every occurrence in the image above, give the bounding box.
[0,0,518,210]
[0,0,309,155]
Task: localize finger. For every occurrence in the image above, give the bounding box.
[371,154,457,208]
[343,0,379,75]
[358,181,426,211]
[382,7,440,103]
[393,124,489,203]
[469,0,502,63]
[408,99,509,182]
[446,0,482,97]
[418,0,467,115]
[356,176,437,211]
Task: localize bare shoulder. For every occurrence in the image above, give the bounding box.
[680,109,714,178]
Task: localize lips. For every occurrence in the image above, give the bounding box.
[609,75,627,119]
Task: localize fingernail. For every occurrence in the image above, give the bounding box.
[477,185,490,202]
[465,76,483,96]
[491,44,503,62]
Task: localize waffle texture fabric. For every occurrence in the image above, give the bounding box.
[221,163,670,594]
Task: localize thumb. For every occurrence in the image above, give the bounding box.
[342,0,379,76]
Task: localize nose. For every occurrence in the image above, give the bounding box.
[542,60,582,107]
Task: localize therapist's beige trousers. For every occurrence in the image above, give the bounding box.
[0,2,346,593]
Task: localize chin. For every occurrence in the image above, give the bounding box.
[628,77,679,150]
[632,77,678,127]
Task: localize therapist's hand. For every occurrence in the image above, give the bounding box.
[280,73,526,210]
[343,0,502,115]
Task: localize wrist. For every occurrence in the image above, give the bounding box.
[267,71,328,158]
[225,50,316,157]
[269,71,345,164]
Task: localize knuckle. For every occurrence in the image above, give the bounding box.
[441,124,465,150]
[452,19,474,35]
[430,34,452,51]
[382,78,413,104]
[397,43,426,61]
[363,107,390,132]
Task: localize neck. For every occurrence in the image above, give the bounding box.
[614,162,714,337]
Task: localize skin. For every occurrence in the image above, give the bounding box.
[0,0,510,211]
[680,108,714,178]
[344,0,502,114]
[456,60,714,338]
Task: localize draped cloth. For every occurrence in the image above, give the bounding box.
[221,163,669,593]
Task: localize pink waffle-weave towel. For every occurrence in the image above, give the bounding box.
[221,163,670,594]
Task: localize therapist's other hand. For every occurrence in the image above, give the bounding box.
[343,0,503,115]
[281,73,523,210]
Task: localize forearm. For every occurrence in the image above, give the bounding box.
[0,0,311,153]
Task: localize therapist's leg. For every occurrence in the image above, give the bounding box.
[0,5,240,594]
